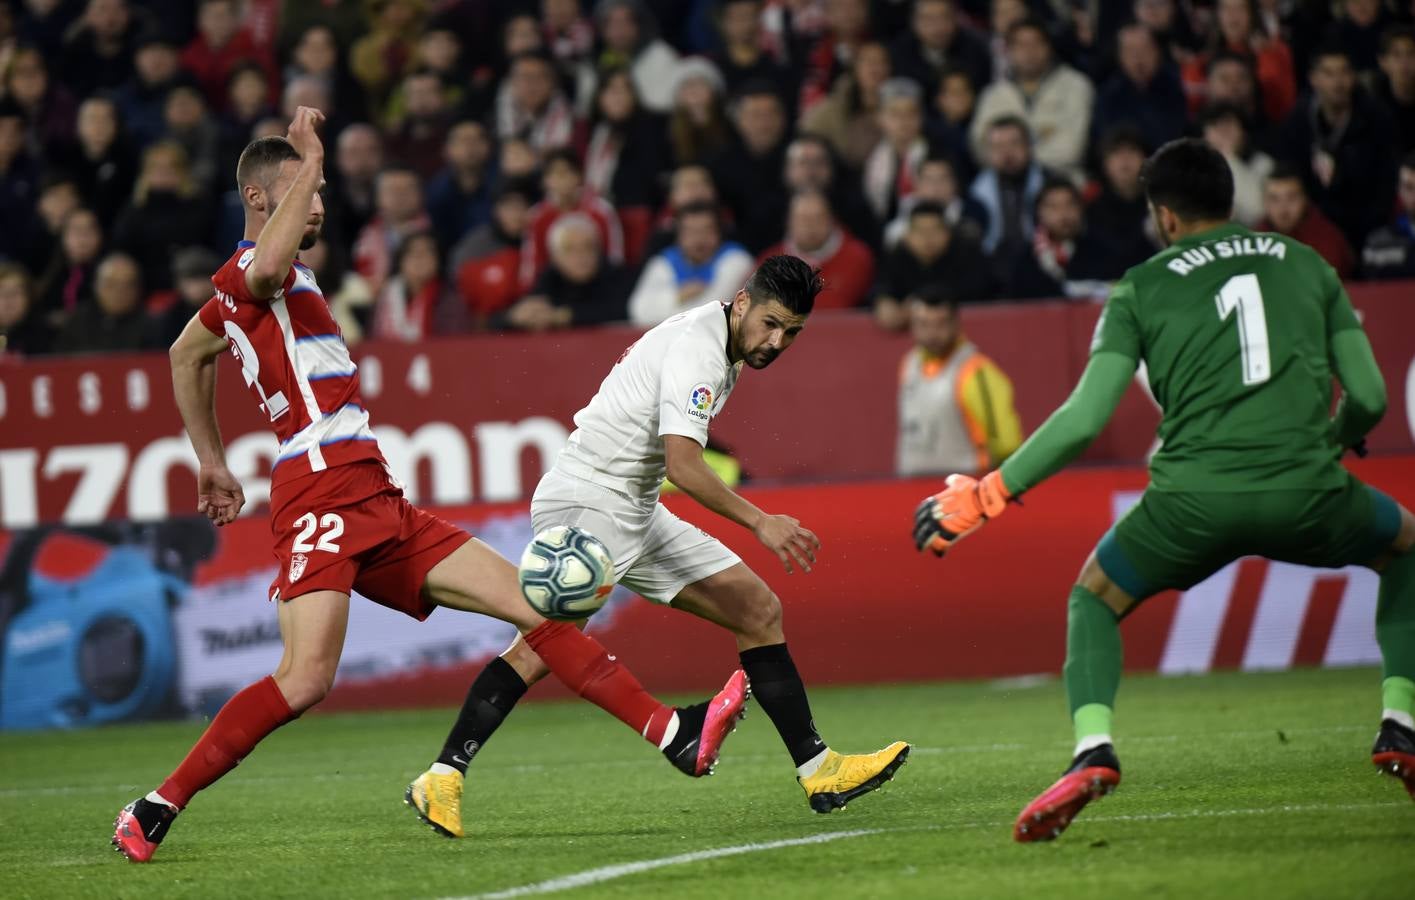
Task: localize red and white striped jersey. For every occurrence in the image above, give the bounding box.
[198,241,384,492]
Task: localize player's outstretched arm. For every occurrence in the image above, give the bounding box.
[170,315,245,525]
[914,352,1134,557]
[246,106,326,299]
[1330,327,1387,452]
[663,434,819,573]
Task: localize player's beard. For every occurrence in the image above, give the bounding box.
[746,347,779,369]
[299,222,323,250]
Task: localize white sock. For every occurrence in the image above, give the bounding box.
[1384,709,1415,730]
[146,790,179,811]
[428,762,459,776]
[796,748,830,779]
[656,712,680,751]
[1074,734,1113,757]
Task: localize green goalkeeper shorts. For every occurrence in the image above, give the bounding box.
[1096,472,1403,602]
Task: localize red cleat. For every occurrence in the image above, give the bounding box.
[1372,719,1415,801]
[111,798,177,863]
[1014,744,1121,843]
[663,669,751,777]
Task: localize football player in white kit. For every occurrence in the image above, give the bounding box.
[408,257,910,835]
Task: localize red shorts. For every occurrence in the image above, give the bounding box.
[268,462,470,620]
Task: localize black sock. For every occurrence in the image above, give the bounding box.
[435,656,527,774]
[739,643,826,767]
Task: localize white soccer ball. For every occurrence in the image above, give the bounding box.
[518,525,616,620]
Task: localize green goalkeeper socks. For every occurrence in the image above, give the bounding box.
[1377,551,1415,726]
[1065,585,1123,749]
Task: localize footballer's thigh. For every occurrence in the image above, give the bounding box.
[272,589,351,712]
[1262,476,1412,573]
[423,537,543,631]
[671,563,783,650]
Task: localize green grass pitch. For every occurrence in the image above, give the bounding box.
[2,667,1412,899]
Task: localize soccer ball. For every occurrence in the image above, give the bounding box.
[518,525,616,620]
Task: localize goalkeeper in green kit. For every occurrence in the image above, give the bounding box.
[912,139,1415,841]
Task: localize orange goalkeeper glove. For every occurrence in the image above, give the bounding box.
[912,471,1013,557]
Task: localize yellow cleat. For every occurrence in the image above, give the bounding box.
[798,741,911,813]
[405,769,464,838]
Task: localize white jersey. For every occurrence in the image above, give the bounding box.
[554,301,743,505]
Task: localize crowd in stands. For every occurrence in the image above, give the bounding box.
[1,0,1414,359]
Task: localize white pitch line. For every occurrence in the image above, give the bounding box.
[445,801,1406,900]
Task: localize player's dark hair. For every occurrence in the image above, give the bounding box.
[1141,138,1233,222]
[235,135,301,190]
[744,255,823,316]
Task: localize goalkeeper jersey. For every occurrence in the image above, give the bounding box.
[1090,222,1363,492]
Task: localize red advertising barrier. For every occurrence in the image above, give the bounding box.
[2,283,1412,530]
[2,458,1408,728]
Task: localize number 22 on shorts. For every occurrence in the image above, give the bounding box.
[291,512,345,553]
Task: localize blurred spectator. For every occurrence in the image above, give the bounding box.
[783,134,876,250]
[710,81,789,253]
[971,19,1094,181]
[58,0,139,97]
[667,57,732,167]
[219,61,276,178]
[162,84,220,190]
[1204,51,1267,133]
[1376,26,1415,156]
[759,189,875,310]
[1275,44,1398,249]
[146,245,221,349]
[1258,163,1356,276]
[180,0,275,113]
[985,0,1027,84]
[889,0,990,99]
[710,0,794,97]
[1182,0,1296,124]
[425,120,494,249]
[12,0,80,60]
[863,78,928,223]
[286,24,366,124]
[521,149,624,287]
[925,65,976,181]
[0,100,38,263]
[372,230,444,342]
[873,201,994,330]
[111,28,187,149]
[110,140,212,291]
[629,201,752,325]
[386,69,453,178]
[884,153,986,249]
[1201,102,1274,227]
[1361,151,1415,278]
[499,136,540,182]
[500,213,632,330]
[27,173,81,274]
[280,73,350,140]
[796,0,871,114]
[350,0,427,112]
[1003,179,1118,300]
[1092,23,1187,153]
[1324,0,1394,76]
[53,251,147,354]
[453,178,534,327]
[543,0,596,70]
[38,206,104,321]
[409,28,468,108]
[802,39,889,170]
[278,0,368,54]
[0,261,53,357]
[896,283,1021,477]
[5,45,77,156]
[353,164,431,294]
[595,0,680,114]
[1086,128,1159,271]
[1132,0,1201,58]
[301,235,374,344]
[969,115,1047,258]
[328,124,384,244]
[644,163,726,257]
[581,67,669,208]
[496,51,575,153]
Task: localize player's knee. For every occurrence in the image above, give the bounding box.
[738,588,783,641]
[274,662,338,712]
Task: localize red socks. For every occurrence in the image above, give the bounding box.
[157,675,296,809]
[524,621,674,746]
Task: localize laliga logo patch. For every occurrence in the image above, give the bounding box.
[290,552,308,582]
[687,384,714,420]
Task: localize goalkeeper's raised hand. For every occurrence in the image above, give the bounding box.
[912,471,1012,557]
